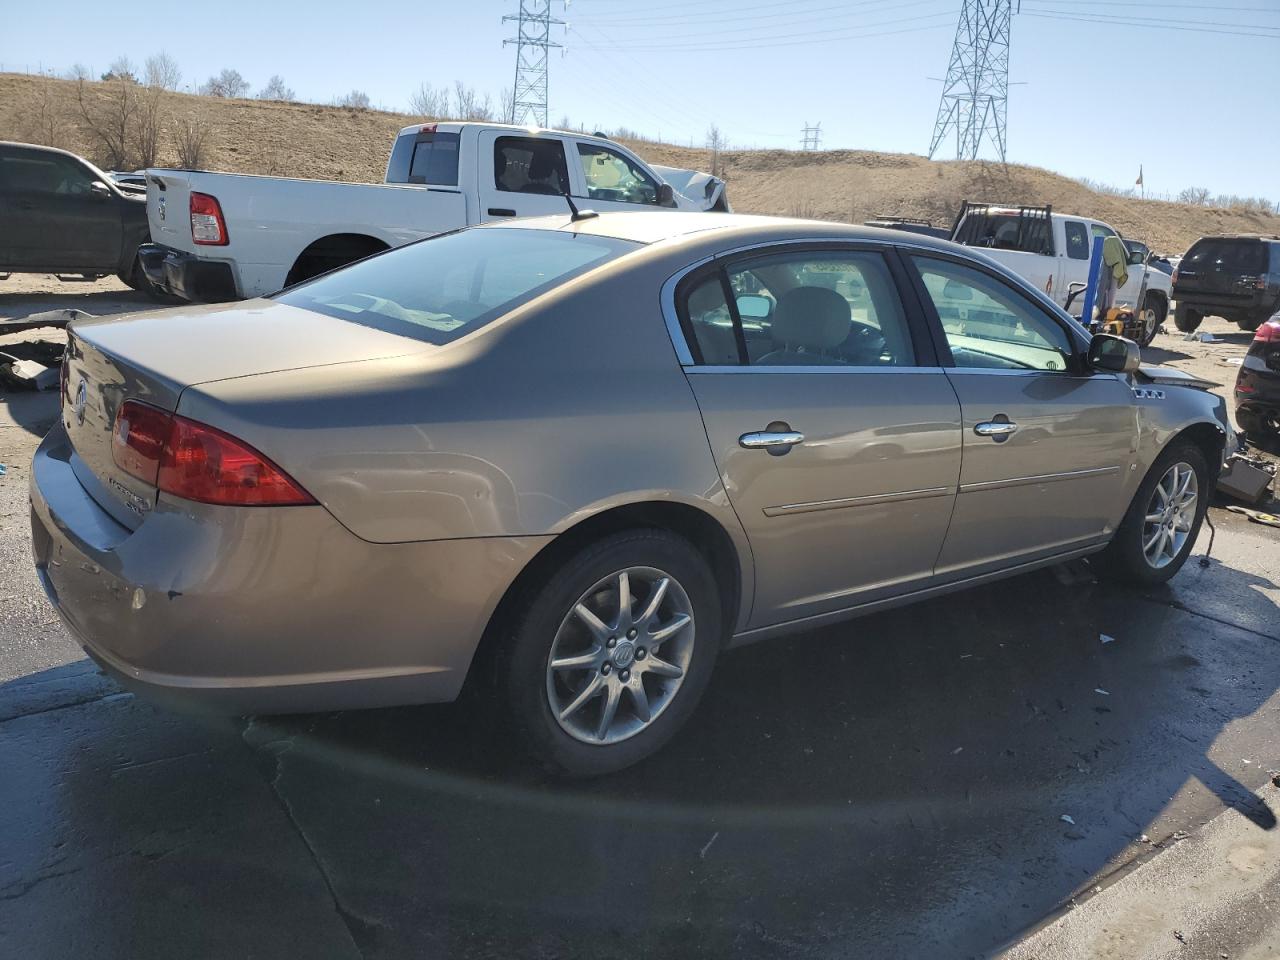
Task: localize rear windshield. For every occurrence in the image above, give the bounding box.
[274,228,638,344]
[953,212,1053,256]
[1184,238,1267,273]
[385,131,460,186]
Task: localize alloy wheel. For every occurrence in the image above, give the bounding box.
[1141,306,1159,343]
[1142,462,1198,569]
[546,566,696,745]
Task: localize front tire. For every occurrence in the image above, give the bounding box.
[1138,293,1167,346]
[1173,304,1202,333]
[496,530,723,777]
[1098,442,1210,585]
[1237,314,1264,333]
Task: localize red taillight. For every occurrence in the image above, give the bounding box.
[111,401,313,506]
[190,191,229,246]
[1255,319,1280,343]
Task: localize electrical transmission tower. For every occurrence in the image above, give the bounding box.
[503,1,565,126]
[800,122,822,151]
[928,0,1016,161]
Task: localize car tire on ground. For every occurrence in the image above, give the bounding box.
[1138,292,1167,346]
[494,529,723,777]
[1173,304,1202,333]
[1237,314,1264,333]
[1096,441,1211,585]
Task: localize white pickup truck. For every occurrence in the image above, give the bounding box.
[949,202,1172,345]
[138,122,729,302]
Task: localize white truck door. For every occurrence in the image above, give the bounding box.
[1060,218,1093,312]
[566,138,667,214]
[476,131,577,221]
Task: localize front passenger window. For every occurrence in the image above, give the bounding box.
[912,257,1075,372]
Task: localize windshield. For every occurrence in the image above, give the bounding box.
[274,227,638,344]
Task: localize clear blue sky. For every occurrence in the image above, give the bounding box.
[3,0,1277,200]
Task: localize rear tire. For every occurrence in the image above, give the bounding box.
[1173,304,1202,333]
[1237,314,1264,333]
[1096,441,1210,585]
[494,529,723,777]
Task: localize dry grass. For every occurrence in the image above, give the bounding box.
[4,72,1278,253]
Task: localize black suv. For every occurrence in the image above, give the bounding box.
[1172,235,1280,333]
[0,142,154,294]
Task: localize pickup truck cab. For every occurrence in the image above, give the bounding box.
[139,122,728,302]
[949,203,1172,345]
[0,142,154,292]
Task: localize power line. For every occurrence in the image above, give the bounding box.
[1022,0,1280,10]
[1023,7,1280,31]
[577,0,946,27]
[573,0,950,38]
[1021,11,1280,37]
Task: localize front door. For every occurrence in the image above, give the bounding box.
[0,147,120,271]
[477,132,577,221]
[906,254,1135,577]
[676,245,962,628]
[569,139,665,214]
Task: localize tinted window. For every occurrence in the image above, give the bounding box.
[912,257,1074,372]
[1064,221,1090,260]
[953,212,1052,255]
[275,228,636,344]
[494,137,570,195]
[1185,238,1267,274]
[407,132,460,185]
[0,150,94,195]
[1090,223,1116,241]
[679,251,914,367]
[576,144,658,205]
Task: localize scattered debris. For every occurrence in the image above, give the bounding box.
[1095,688,1111,696]
[1060,814,1076,825]
[1172,830,1190,841]
[1243,759,1252,765]
[0,308,85,334]
[1219,357,1244,366]
[1100,634,1116,644]
[1184,331,1224,343]
[1138,833,1151,843]
[0,356,59,391]
[699,831,719,859]
[1272,772,1280,788]
[1174,929,1187,944]
[1218,452,1276,505]
[1226,505,1280,529]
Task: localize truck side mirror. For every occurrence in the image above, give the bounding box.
[89,181,111,200]
[656,183,676,208]
[1088,333,1141,374]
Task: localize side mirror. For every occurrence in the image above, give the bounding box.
[736,294,772,319]
[656,183,677,208]
[1127,250,1147,266]
[89,181,111,199]
[1088,333,1141,374]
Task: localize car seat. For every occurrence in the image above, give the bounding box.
[757,287,851,365]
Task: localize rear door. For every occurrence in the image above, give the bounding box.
[674,243,963,628]
[906,253,1134,576]
[476,132,575,221]
[0,147,121,270]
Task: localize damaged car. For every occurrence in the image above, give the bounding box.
[32,212,1231,775]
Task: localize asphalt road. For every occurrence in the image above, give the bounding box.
[1,280,1278,958]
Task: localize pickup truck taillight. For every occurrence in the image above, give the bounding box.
[111,400,314,506]
[190,191,229,246]
[1254,319,1280,343]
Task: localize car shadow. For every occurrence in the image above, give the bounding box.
[225,560,1280,957]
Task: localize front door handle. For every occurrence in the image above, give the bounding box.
[740,430,805,451]
[487,207,517,217]
[974,419,1018,441]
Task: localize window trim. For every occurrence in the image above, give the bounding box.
[1063,220,1090,261]
[902,251,1091,375]
[666,240,938,371]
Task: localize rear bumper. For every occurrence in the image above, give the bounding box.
[29,422,549,714]
[1173,291,1278,319]
[1235,359,1280,434]
[137,243,239,303]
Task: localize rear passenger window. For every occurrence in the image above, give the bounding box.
[494,137,570,196]
[1064,221,1090,260]
[408,132,460,185]
[677,251,916,367]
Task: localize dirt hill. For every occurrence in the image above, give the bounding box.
[4,72,1277,253]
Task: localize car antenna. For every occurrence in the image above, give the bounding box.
[563,191,598,223]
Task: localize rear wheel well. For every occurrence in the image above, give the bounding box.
[464,502,744,696]
[284,233,389,287]
[1168,422,1228,479]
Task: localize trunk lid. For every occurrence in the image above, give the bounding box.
[145,170,196,255]
[62,300,430,526]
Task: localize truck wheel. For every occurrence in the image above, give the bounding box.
[1138,293,1166,346]
[1173,304,1202,333]
[1237,314,1264,333]
[1096,441,1210,585]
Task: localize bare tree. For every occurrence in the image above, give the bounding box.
[201,68,249,98]
[174,114,212,169]
[337,89,371,110]
[65,63,92,82]
[144,52,182,91]
[22,75,69,148]
[135,84,166,168]
[102,56,137,83]
[75,75,137,170]
[409,82,450,118]
[706,124,727,179]
[1178,186,1211,205]
[258,74,295,101]
[453,82,493,121]
[501,88,516,124]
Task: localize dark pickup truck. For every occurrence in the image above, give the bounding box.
[0,142,155,294]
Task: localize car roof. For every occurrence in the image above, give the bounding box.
[490,210,966,253]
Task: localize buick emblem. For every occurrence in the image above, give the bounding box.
[74,379,88,425]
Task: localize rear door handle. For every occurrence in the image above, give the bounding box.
[974,420,1018,440]
[740,430,805,451]
[487,207,517,217]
